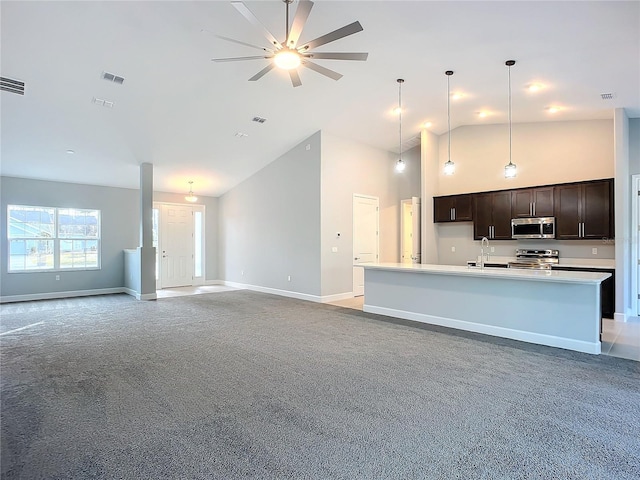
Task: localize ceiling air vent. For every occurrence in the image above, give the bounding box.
[600,92,616,100]
[102,71,125,85]
[252,116,267,124]
[234,132,249,138]
[1,77,25,95]
[92,97,114,108]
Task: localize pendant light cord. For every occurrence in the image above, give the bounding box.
[447,74,451,163]
[508,63,512,165]
[398,79,403,161]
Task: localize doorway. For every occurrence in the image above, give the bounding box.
[352,194,379,297]
[153,203,205,289]
[401,197,421,264]
[633,175,640,317]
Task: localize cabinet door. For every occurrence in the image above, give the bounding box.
[434,197,455,222]
[492,191,513,239]
[473,193,493,239]
[555,184,581,239]
[532,187,554,217]
[454,194,473,221]
[582,181,611,239]
[511,189,533,217]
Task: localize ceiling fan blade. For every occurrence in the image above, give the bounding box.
[214,34,273,53]
[289,69,302,88]
[299,21,363,51]
[301,60,343,81]
[303,52,368,61]
[232,1,283,50]
[212,55,271,62]
[249,63,276,81]
[287,0,314,48]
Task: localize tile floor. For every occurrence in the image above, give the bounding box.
[155,284,239,298]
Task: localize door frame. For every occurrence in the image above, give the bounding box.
[352,194,379,296]
[153,202,205,289]
[632,174,640,317]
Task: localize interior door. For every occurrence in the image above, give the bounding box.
[160,204,193,288]
[353,195,379,296]
[411,196,421,263]
[401,199,412,263]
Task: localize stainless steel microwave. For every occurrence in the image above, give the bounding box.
[511,217,556,239]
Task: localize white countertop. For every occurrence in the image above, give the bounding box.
[467,256,615,270]
[360,262,611,284]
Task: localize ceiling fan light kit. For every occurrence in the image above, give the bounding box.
[212,0,368,87]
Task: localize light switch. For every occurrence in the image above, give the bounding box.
[451,246,455,252]
[592,248,598,255]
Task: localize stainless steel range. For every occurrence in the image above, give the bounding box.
[507,249,559,270]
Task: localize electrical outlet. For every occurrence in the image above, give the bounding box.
[55,275,60,281]
[287,275,291,282]
[491,247,495,252]
[592,248,598,255]
[451,246,455,252]
[332,246,338,253]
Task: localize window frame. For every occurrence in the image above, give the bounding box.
[7,204,102,273]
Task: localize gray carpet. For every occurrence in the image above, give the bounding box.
[1,290,639,479]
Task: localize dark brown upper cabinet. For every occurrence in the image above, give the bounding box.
[554,179,613,240]
[511,187,554,218]
[473,191,512,240]
[434,194,473,223]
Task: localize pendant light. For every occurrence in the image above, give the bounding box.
[443,70,455,175]
[185,181,198,203]
[395,78,406,172]
[504,60,517,178]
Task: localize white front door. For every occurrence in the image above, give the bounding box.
[160,204,193,288]
[353,194,379,296]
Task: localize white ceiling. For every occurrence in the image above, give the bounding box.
[1,1,639,197]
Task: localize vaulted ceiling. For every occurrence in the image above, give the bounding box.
[1,1,638,196]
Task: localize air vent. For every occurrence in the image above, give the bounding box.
[92,97,114,108]
[1,77,25,95]
[600,92,616,100]
[252,116,267,123]
[102,71,125,85]
[234,132,249,138]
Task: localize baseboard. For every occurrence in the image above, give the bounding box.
[320,292,354,303]
[614,312,627,322]
[364,304,601,355]
[221,281,325,303]
[0,287,125,304]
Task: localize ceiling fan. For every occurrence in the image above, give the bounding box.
[212,0,368,87]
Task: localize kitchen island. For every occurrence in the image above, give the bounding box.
[362,263,611,354]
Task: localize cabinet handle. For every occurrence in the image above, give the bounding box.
[450,208,453,221]
[532,202,536,216]
[530,203,533,216]
[453,208,456,221]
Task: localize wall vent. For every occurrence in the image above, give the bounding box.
[600,92,616,100]
[102,71,125,85]
[92,97,114,108]
[1,77,25,95]
[252,116,267,123]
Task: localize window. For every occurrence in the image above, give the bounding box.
[8,205,101,272]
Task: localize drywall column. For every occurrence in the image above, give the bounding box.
[421,128,439,264]
[138,162,156,300]
[614,108,631,320]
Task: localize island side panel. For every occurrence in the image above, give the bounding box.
[363,268,601,354]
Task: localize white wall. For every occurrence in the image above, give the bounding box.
[320,133,420,296]
[630,118,640,174]
[218,132,322,296]
[437,119,614,195]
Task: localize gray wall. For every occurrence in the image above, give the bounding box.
[154,191,219,281]
[218,132,322,296]
[320,133,420,296]
[1,176,139,297]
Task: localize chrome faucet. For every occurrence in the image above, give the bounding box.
[480,237,490,269]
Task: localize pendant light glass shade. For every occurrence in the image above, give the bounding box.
[185,181,198,202]
[444,70,455,175]
[395,78,406,173]
[504,60,517,178]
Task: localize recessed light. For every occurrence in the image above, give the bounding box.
[66,149,75,154]
[527,83,543,92]
[423,122,432,128]
[393,107,402,115]
[477,111,489,118]
[451,93,464,100]
[546,106,561,113]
